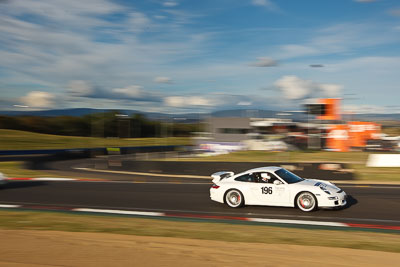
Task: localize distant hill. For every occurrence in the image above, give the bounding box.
[350,113,400,121]
[0,108,107,117]
[0,108,399,122]
[0,108,207,122]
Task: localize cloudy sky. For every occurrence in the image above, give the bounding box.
[1,0,400,113]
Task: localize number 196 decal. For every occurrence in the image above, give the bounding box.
[261,187,272,194]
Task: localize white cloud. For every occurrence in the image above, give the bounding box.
[5,0,122,28]
[251,0,272,7]
[20,91,55,108]
[275,76,313,100]
[237,101,252,106]
[154,76,173,84]
[276,23,400,60]
[164,96,214,107]
[251,0,279,12]
[67,80,94,97]
[112,85,144,98]
[249,57,278,67]
[0,0,212,101]
[127,12,152,33]
[274,76,342,100]
[163,1,178,7]
[319,84,342,98]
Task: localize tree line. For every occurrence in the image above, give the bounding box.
[0,111,202,138]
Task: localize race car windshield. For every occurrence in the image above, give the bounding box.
[275,169,304,184]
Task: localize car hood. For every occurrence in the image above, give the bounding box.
[297,179,341,193]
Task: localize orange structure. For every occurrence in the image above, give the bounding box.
[316,98,341,121]
[326,122,381,151]
[307,98,382,152]
[326,124,349,152]
[348,121,381,148]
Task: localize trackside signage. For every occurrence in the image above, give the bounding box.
[326,122,381,152]
[367,154,400,167]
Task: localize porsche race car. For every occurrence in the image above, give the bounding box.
[209,166,347,212]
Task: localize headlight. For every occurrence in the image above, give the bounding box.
[328,196,338,200]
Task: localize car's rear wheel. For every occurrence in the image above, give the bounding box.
[296,192,317,212]
[225,189,244,208]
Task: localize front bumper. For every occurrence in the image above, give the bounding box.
[318,191,347,208]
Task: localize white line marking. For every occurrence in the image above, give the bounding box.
[32,178,77,181]
[80,180,209,185]
[129,182,209,185]
[340,185,400,189]
[2,202,399,227]
[73,208,164,217]
[75,167,210,179]
[248,218,349,227]
[10,202,400,224]
[0,204,21,208]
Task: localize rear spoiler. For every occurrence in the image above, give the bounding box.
[211,171,234,184]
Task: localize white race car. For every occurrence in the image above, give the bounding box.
[210,166,347,212]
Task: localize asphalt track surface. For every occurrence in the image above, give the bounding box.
[1,179,400,227]
[1,157,400,227]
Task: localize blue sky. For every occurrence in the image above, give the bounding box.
[1,0,400,113]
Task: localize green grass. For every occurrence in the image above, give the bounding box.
[0,161,68,178]
[0,129,192,150]
[183,150,370,163]
[0,210,399,253]
[352,164,400,181]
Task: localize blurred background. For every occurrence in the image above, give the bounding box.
[1,0,400,174]
[1,1,400,265]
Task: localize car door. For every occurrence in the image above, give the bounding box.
[251,172,290,206]
[270,180,291,206]
[250,172,275,205]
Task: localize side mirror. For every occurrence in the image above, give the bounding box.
[273,180,283,185]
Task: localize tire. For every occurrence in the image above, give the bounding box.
[225,189,244,208]
[296,192,317,212]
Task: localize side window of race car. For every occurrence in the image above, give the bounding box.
[234,174,255,182]
[267,173,279,183]
[257,172,279,183]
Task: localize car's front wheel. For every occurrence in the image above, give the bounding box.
[296,192,317,212]
[225,189,244,208]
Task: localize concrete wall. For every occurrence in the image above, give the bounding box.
[207,117,251,142]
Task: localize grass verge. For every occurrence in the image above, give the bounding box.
[168,150,371,163]
[0,161,70,178]
[0,210,399,253]
[0,129,192,150]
